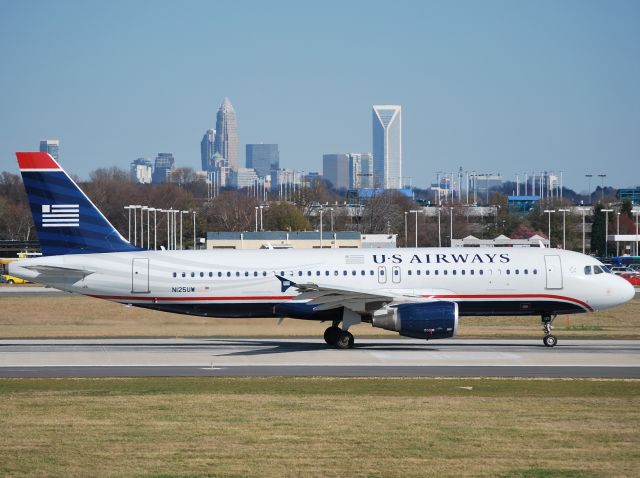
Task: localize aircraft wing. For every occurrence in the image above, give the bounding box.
[275,275,431,312]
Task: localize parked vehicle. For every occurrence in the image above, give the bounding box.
[610,266,631,275]
[0,274,30,285]
[619,272,640,287]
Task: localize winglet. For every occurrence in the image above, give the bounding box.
[275,274,295,293]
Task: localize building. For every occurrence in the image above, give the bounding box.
[234,167,259,189]
[214,97,239,171]
[508,195,541,215]
[39,139,59,161]
[130,158,153,184]
[451,234,550,248]
[200,129,216,171]
[152,153,175,183]
[206,231,362,250]
[208,153,231,188]
[246,144,279,178]
[617,187,640,205]
[322,154,350,190]
[349,153,374,189]
[372,105,402,189]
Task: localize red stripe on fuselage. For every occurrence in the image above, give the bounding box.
[16,152,60,170]
[89,292,593,311]
[426,293,593,312]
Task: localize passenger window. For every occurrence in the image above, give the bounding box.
[172,272,177,278]
[524,269,528,275]
[417,270,421,276]
[444,270,448,275]
[334,271,339,276]
[408,270,412,276]
[479,270,484,276]
[506,269,510,275]
[452,270,457,275]
[298,271,303,277]
[434,270,439,275]
[352,270,356,276]
[533,269,537,275]
[191,272,195,278]
[181,272,186,278]
[515,269,519,275]
[461,270,465,275]
[236,272,240,277]
[308,271,312,276]
[226,272,231,277]
[218,272,222,277]
[393,269,399,276]
[361,270,366,276]
[263,271,267,277]
[470,270,474,275]
[370,270,375,275]
[209,272,213,278]
[425,270,429,275]
[254,271,258,277]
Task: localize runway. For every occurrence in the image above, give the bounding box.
[1,338,639,378]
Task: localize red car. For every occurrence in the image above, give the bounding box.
[619,272,640,287]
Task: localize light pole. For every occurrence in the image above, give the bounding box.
[585,174,593,204]
[598,174,606,203]
[192,211,196,250]
[145,206,150,250]
[140,206,146,249]
[329,208,334,232]
[580,207,587,254]
[404,212,408,247]
[409,210,420,247]
[450,206,454,246]
[259,205,264,232]
[124,206,132,242]
[133,205,140,246]
[437,206,442,248]
[180,211,188,250]
[558,209,570,250]
[616,212,620,257]
[319,207,324,249]
[254,206,258,232]
[543,210,555,248]
[602,209,613,257]
[166,209,171,250]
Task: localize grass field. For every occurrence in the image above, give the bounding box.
[0,377,638,477]
[1,294,639,339]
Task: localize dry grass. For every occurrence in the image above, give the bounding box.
[0,377,638,477]
[1,294,639,339]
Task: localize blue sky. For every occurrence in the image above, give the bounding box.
[1,0,638,191]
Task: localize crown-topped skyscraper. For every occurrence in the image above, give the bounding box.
[214,98,239,172]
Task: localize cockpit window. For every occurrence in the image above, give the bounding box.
[601,265,612,273]
[593,265,604,274]
[584,266,592,275]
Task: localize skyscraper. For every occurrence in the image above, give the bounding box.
[246,144,279,178]
[214,98,239,172]
[130,158,153,184]
[322,154,350,190]
[152,153,175,183]
[200,129,216,171]
[348,153,374,189]
[372,105,402,189]
[39,139,59,161]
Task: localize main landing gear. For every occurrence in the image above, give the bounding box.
[323,309,361,349]
[541,314,558,347]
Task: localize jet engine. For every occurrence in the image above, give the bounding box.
[372,301,458,340]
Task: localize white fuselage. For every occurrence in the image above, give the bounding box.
[9,247,635,320]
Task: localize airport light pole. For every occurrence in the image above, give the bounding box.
[192,211,196,250]
[579,207,587,254]
[260,205,264,232]
[598,174,606,203]
[409,209,420,248]
[544,210,555,248]
[329,208,334,232]
[180,211,189,250]
[319,207,324,249]
[585,174,593,204]
[558,208,570,250]
[404,212,408,247]
[133,205,140,246]
[124,206,132,242]
[602,209,613,257]
[635,210,640,256]
[616,212,620,257]
[450,207,454,247]
[165,209,171,249]
[145,207,150,250]
[254,206,258,232]
[140,206,146,249]
[437,206,442,248]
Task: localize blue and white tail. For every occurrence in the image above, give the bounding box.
[16,152,140,256]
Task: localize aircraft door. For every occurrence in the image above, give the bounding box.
[132,258,150,293]
[392,265,401,284]
[377,266,387,284]
[544,255,563,289]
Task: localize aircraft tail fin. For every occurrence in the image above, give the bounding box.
[16,152,140,256]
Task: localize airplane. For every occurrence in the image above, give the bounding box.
[8,152,635,349]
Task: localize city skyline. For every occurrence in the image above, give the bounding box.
[1,1,639,190]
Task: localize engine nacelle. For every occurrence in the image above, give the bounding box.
[372,301,458,340]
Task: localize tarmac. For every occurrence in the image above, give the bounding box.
[1,338,638,378]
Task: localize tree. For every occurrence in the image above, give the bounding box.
[263,203,311,231]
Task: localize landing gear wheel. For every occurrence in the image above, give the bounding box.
[324,326,341,346]
[335,331,354,349]
[543,335,557,347]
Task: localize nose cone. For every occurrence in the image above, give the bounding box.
[619,276,636,304]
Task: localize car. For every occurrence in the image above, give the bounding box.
[0,274,30,285]
[610,266,631,275]
[619,272,640,286]
[628,264,640,272]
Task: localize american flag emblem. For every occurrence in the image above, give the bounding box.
[41,204,80,227]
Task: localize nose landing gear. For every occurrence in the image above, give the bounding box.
[542,315,557,347]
